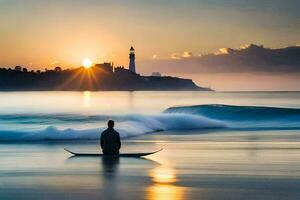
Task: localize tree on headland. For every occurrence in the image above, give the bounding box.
[54,66,62,72]
[14,66,22,71]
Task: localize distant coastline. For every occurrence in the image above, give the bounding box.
[0,46,212,91]
[0,66,212,91]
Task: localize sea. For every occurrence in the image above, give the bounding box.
[1,91,300,141]
[0,91,300,200]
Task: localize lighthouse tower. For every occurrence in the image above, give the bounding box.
[129,46,136,73]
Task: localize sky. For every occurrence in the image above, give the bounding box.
[0,0,300,91]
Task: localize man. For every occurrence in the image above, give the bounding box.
[100,120,121,155]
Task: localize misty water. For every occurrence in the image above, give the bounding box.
[0,91,300,200]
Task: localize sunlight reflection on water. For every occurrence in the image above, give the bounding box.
[83,91,91,108]
[1,91,300,115]
[148,165,186,200]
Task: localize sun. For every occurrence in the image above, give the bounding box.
[82,58,93,69]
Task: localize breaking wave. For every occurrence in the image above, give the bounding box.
[165,104,300,129]
[1,104,300,141]
[0,113,225,141]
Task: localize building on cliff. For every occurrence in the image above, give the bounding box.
[94,62,113,73]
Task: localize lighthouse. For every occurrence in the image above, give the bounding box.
[129,46,136,73]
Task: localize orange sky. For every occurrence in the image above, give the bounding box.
[1,0,300,90]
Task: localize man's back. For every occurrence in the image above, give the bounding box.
[101,127,121,155]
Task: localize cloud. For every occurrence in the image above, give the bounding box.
[143,44,300,74]
[171,53,181,60]
[182,51,193,58]
[215,48,229,55]
[170,51,193,59]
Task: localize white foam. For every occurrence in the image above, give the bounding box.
[0,113,226,141]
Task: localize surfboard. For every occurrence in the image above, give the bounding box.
[64,148,162,157]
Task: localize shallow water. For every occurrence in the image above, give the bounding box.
[1,130,300,200]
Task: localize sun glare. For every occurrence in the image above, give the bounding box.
[82,58,93,69]
[151,166,176,184]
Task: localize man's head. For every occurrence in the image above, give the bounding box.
[107,120,114,128]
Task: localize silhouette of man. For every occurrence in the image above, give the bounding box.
[101,120,121,155]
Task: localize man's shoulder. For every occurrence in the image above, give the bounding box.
[101,129,109,135]
[101,128,119,134]
[102,128,116,133]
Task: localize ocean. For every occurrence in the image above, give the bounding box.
[1,91,300,141]
[0,91,300,199]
